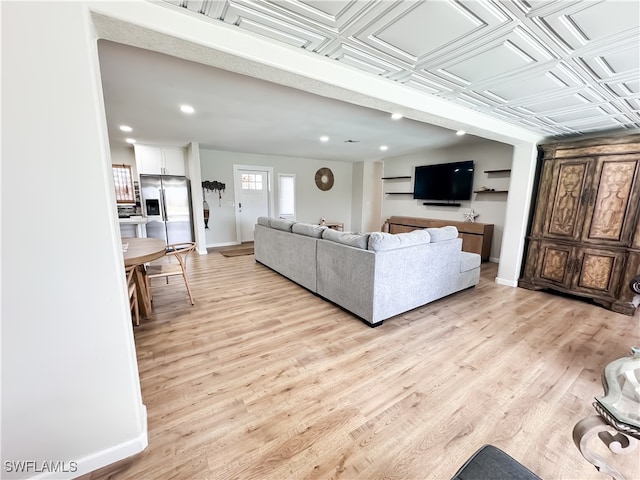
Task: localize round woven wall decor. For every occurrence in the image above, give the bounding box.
[315,167,334,191]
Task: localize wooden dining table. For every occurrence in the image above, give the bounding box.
[122,237,167,318]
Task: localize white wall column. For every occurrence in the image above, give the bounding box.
[496,143,539,286]
[187,142,207,254]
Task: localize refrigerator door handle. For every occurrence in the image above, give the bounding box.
[160,188,167,222]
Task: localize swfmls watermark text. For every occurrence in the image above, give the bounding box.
[4,460,78,474]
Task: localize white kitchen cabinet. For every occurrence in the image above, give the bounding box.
[134,144,186,176]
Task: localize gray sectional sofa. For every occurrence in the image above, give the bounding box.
[254,217,481,327]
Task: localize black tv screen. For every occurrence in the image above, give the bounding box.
[413,160,474,201]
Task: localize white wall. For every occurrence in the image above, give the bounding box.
[380,140,514,261]
[199,148,354,247]
[351,161,384,233]
[2,3,146,479]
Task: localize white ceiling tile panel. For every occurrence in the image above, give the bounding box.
[366,1,484,61]
[420,24,557,88]
[273,0,353,22]
[403,73,455,95]
[606,78,640,97]
[514,92,600,114]
[351,1,517,65]
[439,39,536,85]
[546,106,619,123]
[624,98,640,111]
[258,0,375,31]
[564,115,635,131]
[221,2,329,49]
[574,40,640,88]
[240,17,324,48]
[330,43,404,77]
[566,1,639,42]
[532,1,640,52]
[601,45,640,74]
[481,66,585,104]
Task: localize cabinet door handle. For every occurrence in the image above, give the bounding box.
[589,188,595,206]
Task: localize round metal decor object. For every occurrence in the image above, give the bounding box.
[315,168,334,191]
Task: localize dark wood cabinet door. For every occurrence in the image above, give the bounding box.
[582,156,640,246]
[535,241,573,288]
[542,158,594,241]
[571,247,626,297]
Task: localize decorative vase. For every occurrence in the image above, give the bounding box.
[203,199,210,229]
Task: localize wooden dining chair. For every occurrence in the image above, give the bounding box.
[145,242,196,306]
[125,265,140,326]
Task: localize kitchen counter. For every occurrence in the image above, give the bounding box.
[119,216,148,224]
[119,216,148,237]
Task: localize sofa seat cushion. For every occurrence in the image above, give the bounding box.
[322,229,369,249]
[368,230,431,251]
[460,251,481,272]
[293,222,327,238]
[426,225,459,242]
[257,216,271,227]
[270,218,296,232]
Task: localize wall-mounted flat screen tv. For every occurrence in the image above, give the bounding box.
[413,160,474,201]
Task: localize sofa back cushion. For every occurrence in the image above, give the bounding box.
[270,218,297,232]
[322,229,370,249]
[292,222,327,238]
[368,229,431,251]
[257,216,271,227]
[426,226,459,242]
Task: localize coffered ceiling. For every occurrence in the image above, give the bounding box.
[164,0,640,138]
[99,1,639,162]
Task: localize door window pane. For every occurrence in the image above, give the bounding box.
[241,173,263,190]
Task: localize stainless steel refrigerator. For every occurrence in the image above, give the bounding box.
[140,174,194,244]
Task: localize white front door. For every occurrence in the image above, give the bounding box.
[234,166,273,243]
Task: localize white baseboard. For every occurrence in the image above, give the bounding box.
[495,276,518,287]
[31,406,148,480]
[207,241,241,248]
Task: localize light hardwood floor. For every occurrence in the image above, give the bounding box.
[89,250,640,479]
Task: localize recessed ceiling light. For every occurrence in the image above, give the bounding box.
[180,104,195,114]
[119,125,132,132]
[125,138,136,144]
[391,113,403,120]
[320,135,329,143]
[380,145,389,151]
[456,130,466,136]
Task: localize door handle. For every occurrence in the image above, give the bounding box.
[161,189,167,221]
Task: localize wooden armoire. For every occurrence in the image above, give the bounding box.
[519,133,640,316]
